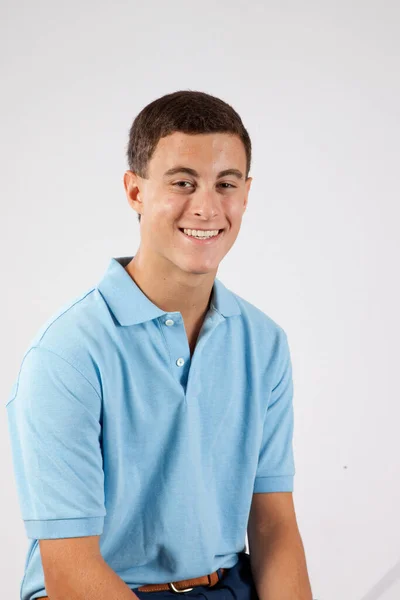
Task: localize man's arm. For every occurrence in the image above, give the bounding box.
[40,537,139,600]
[247,492,313,600]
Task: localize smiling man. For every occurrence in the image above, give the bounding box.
[6,90,313,600]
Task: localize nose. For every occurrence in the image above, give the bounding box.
[191,189,220,219]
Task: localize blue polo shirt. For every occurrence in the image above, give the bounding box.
[6,255,295,600]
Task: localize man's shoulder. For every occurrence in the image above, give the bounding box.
[22,285,110,377]
[231,290,291,376]
[30,286,95,341]
[231,289,287,340]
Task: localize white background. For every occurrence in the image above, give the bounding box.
[1,1,399,599]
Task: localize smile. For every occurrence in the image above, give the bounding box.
[178,228,224,244]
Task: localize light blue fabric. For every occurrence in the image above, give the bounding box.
[6,256,295,600]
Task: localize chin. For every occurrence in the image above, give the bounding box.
[177,258,220,276]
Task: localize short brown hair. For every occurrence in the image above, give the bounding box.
[126,90,252,223]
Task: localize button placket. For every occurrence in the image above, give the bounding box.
[160,314,190,391]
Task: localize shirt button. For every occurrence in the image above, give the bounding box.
[165,319,174,326]
[176,357,185,367]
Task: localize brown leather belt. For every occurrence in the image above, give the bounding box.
[35,567,228,597]
[138,567,228,592]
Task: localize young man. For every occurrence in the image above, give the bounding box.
[6,91,313,600]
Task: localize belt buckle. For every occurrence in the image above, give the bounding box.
[168,582,194,593]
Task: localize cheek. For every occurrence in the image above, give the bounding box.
[159,196,185,222]
[146,192,175,216]
[153,191,180,211]
[225,201,244,223]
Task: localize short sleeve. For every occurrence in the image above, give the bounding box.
[6,345,106,539]
[253,331,296,493]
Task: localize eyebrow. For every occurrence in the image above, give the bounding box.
[163,166,244,180]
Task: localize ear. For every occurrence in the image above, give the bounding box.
[243,176,253,211]
[123,171,144,217]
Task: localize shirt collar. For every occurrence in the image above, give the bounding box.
[96,256,241,326]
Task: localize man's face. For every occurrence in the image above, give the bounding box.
[124,131,252,276]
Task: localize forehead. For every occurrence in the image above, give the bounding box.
[149,131,246,174]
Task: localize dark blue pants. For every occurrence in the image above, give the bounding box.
[132,552,259,600]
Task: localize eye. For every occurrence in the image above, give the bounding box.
[173,181,194,188]
[218,182,236,189]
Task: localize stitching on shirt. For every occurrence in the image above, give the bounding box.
[6,345,102,409]
[24,515,105,522]
[5,346,37,407]
[35,345,103,401]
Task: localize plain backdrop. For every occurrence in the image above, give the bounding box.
[1,1,399,599]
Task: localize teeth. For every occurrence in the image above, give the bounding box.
[183,228,220,238]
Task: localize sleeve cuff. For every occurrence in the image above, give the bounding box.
[253,475,294,493]
[24,516,105,539]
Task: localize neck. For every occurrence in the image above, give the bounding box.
[124,249,217,325]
